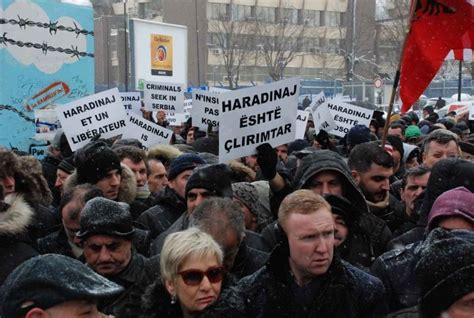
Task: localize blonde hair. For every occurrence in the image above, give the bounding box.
[160,227,223,282]
[278,189,331,231]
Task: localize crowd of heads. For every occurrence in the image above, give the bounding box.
[0,101,473,318]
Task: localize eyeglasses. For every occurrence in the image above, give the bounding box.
[177,266,225,286]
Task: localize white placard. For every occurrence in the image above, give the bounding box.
[309,91,326,113]
[120,92,142,115]
[219,78,300,163]
[167,113,186,126]
[325,99,374,137]
[56,88,128,151]
[470,105,474,120]
[122,113,172,148]
[191,90,220,129]
[143,81,184,113]
[296,110,310,139]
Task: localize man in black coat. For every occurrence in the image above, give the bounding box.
[189,197,268,280]
[261,149,392,267]
[137,153,205,238]
[76,197,160,317]
[37,184,102,258]
[203,190,387,318]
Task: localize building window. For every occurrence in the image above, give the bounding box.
[231,5,252,21]
[256,7,275,23]
[300,37,321,53]
[325,11,342,27]
[302,10,321,26]
[207,3,228,20]
[279,8,298,24]
[325,39,340,53]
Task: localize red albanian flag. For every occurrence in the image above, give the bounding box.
[399,0,473,113]
[446,28,474,62]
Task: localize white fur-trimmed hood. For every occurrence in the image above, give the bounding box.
[0,194,34,236]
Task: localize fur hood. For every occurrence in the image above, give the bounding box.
[147,145,182,162]
[64,163,137,204]
[0,194,34,236]
[228,160,255,182]
[0,150,52,207]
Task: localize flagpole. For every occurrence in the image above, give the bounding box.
[458,61,462,102]
[381,0,417,147]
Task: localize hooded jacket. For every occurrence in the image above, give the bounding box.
[202,239,387,318]
[63,163,137,205]
[264,150,392,267]
[0,195,39,285]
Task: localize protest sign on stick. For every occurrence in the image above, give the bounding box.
[122,113,172,148]
[143,81,184,114]
[219,78,299,163]
[56,88,128,151]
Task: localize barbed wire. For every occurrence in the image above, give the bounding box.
[0,16,94,37]
[0,33,94,59]
[0,105,35,123]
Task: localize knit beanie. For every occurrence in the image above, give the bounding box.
[346,124,370,147]
[185,164,233,199]
[57,156,75,174]
[168,153,205,180]
[405,125,421,139]
[76,197,134,240]
[386,135,404,159]
[416,228,474,318]
[427,186,474,232]
[74,141,121,185]
[232,182,261,217]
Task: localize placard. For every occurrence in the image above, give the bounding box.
[191,90,220,129]
[143,81,184,113]
[120,92,142,115]
[295,110,310,139]
[122,113,172,148]
[219,78,300,163]
[324,99,374,137]
[55,88,128,151]
[309,92,337,135]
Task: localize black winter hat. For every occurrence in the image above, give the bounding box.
[168,153,205,180]
[346,124,370,147]
[386,135,404,159]
[185,164,233,199]
[416,228,474,318]
[287,139,310,155]
[0,254,123,318]
[324,194,360,229]
[76,197,134,240]
[74,141,121,185]
[57,156,75,174]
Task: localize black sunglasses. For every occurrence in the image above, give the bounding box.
[177,266,225,286]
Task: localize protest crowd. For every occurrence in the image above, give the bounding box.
[1,87,474,318]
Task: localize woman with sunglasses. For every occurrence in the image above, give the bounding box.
[140,227,226,318]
